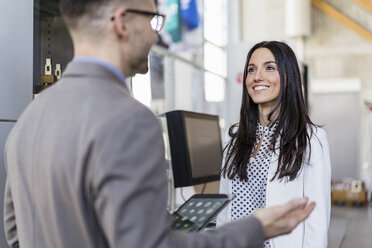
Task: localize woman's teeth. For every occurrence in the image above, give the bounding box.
[254,86,268,91]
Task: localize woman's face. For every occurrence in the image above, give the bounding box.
[245,48,281,110]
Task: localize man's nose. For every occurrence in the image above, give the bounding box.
[154,32,159,44]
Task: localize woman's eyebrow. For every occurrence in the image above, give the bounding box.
[248,61,277,67]
[264,61,276,65]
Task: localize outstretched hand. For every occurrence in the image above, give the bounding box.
[253,197,316,239]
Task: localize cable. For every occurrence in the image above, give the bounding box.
[180,187,186,202]
[201,183,207,194]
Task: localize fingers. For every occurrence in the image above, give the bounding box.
[279,201,316,235]
[282,197,309,214]
[254,198,316,239]
[296,201,316,222]
[264,197,309,222]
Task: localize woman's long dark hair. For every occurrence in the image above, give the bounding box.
[222,41,316,182]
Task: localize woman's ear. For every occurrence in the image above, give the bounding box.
[112,9,129,40]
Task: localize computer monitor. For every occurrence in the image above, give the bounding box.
[165,110,223,188]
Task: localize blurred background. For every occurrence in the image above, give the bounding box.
[1,0,372,247]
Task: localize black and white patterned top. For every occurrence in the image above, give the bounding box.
[230,121,278,248]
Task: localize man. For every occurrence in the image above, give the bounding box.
[3,0,315,247]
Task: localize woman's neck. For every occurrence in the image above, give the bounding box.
[258,105,277,126]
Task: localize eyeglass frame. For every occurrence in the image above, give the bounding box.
[110,9,166,32]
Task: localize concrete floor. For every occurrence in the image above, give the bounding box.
[328,204,372,248]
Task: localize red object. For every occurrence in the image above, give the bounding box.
[236,72,243,84]
[370,106,372,112]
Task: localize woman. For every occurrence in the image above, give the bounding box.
[217,41,331,248]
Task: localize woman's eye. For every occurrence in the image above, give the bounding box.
[248,67,255,73]
[267,65,276,71]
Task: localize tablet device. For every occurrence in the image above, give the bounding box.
[171,194,234,232]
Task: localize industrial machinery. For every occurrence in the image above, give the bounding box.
[34,0,73,94]
[0,1,74,246]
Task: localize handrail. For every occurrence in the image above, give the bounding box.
[151,45,227,80]
[0,119,17,123]
[354,0,372,14]
[311,0,372,43]
[204,39,226,51]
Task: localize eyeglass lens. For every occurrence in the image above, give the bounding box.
[151,15,164,32]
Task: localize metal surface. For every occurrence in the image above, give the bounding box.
[0,2,34,244]
[310,91,361,180]
[0,0,33,120]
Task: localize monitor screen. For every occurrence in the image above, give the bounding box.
[184,116,222,178]
[165,110,223,187]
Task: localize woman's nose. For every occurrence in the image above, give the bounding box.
[254,68,263,81]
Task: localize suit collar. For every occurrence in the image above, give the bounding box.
[62,61,130,94]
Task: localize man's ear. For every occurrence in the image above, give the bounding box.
[112,9,129,39]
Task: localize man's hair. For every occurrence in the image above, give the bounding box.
[59,0,141,30]
[59,0,110,19]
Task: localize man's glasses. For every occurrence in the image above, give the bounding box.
[111,9,166,32]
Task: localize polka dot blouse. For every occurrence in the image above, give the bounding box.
[231,121,278,248]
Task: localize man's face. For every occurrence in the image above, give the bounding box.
[126,0,159,75]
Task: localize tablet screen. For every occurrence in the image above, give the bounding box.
[171,194,232,232]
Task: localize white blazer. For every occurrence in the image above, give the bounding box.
[217,127,331,248]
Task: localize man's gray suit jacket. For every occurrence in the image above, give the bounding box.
[4,61,264,248]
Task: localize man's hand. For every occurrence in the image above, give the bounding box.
[253,197,316,239]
